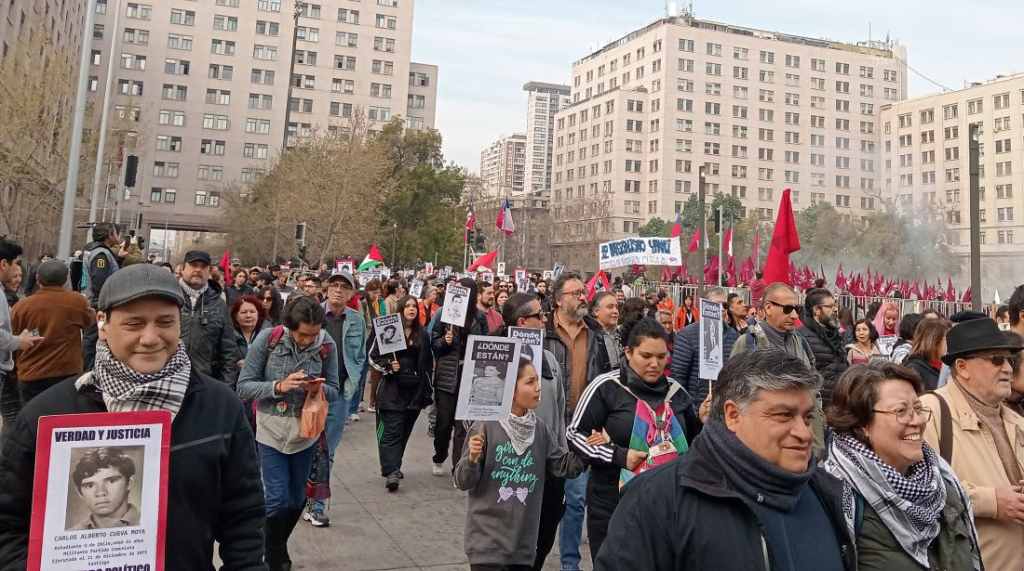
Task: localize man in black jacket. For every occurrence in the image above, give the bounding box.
[798,288,849,407]
[597,351,855,571]
[0,263,266,570]
[178,250,239,385]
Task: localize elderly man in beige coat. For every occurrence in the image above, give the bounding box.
[920,318,1024,571]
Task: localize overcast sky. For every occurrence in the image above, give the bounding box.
[411,0,1024,172]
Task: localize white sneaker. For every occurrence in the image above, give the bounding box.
[349,413,360,422]
[358,402,367,412]
[431,463,445,476]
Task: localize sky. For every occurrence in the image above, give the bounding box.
[411,0,1024,172]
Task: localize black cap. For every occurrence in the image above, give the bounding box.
[98,264,185,312]
[184,250,212,265]
[942,318,1024,366]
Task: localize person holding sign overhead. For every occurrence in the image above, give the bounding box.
[369,295,433,492]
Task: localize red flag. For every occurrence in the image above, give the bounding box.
[468,250,498,271]
[496,199,515,235]
[704,256,720,284]
[670,212,683,238]
[219,251,232,283]
[722,228,734,258]
[962,286,973,304]
[835,264,847,290]
[762,189,800,285]
[660,267,673,282]
[946,278,956,301]
[464,210,476,243]
[726,256,737,287]
[687,228,701,253]
[586,271,611,301]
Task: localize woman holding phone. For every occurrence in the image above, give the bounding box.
[237,296,340,571]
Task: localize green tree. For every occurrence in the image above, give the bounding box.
[638,217,669,237]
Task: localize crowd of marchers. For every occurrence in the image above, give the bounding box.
[0,224,1020,571]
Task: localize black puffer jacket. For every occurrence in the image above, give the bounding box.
[904,356,941,391]
[181,279,240,385]
[431,312,489,395]
[371,329,433,410]
[595,431,856,571]
[0,370,266,570]
[798,319,849,407]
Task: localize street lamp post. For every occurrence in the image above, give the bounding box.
[968,122,982,311]
[391,223,398,268]
[272,0,305,262]
[697,165,707,293]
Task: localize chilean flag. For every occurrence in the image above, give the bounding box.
[496,199,515,235]
[464,209,476,243]
[670,212,683,238]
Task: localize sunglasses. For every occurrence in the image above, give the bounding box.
[967,354,1019,368]
[765,299,798,315]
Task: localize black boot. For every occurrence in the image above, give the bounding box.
[277,508,304,570]
[264,514,287,571]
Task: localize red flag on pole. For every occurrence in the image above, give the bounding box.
[468,250,498,272]
[762,189,800,285]
[219,251,232,283]
[670,212,683,238]
[687,228,701,253]
[586,271,611,301]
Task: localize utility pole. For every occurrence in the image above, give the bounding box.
[273,0,304,262]
[968,122,982,311]
[87,0,123,244]
[697,165,706,293]
[57,0,99,259]
[716,206,724,286]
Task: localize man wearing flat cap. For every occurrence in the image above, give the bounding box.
[920,318,1024,571]
[0,264,266,570]
[179,250,240,385]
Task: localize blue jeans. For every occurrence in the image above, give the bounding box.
[258,442,317,517]
[559,470,589,571]
[310,393,350,513]
[348,360,370,415]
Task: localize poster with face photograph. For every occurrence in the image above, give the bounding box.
[456,336,523,421]
[28,411,171,571]
[440,284,471,328]
[409,279,424,299]
[699,298,724,381]
[373,313,407,355]
[508,327,544,373]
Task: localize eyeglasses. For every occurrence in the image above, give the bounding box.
[262,297,273,302]
[765,299,798,315]
[520,309,548,321]
[562,289,587,298]
[873,405,933,424]
[967,354,1019,368]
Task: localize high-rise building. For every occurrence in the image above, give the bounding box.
[479,133,527,198]
[87,0,437,236]
[550,13,908,270]
[523,81,570,195]
[879,73,1024,288]
[0,0,86,62]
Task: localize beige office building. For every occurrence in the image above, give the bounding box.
[880,73,1024,289]
[523,81,570,194]
[551,14,908,270]
[0,0,86,61]
[87,0,437,236]
[479,133,527,198]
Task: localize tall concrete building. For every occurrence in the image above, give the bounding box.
[880,73,1024,291]
[479,133,527,198]
[551,13,907,270]
[87,0,437,237]
[523,81,570,194]
[0,0,86,62]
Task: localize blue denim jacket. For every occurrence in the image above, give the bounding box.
[237,326,340,453]
[323,304,366,401]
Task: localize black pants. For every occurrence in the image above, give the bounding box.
[0,372,21,443]
[82,321,99,371]
[19,376,68,406]
[432,389,466,466]
[532,476,565,571]
[377,408,420,476]
[585,484,619,566]
[470,565,531,571]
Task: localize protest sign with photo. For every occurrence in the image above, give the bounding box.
[456,336,522,421]
[496,262,506,276]
[508,327,544,372]
[409,279,424,299]
[480,271,495,284]
[440,284,471,327]
[542,270,553,280]
[698,298,724,380]
[373,314,407,355]
[877,335,898,357]
[424,262,433,275]
[28,411,171,571]
[552,263,565,279]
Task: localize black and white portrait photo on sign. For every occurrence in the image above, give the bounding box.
[409,279,424,299]
[699,298,724,380]
[440,284,471,328]
[28,411,171,571]
[373,313,407,355]
[456,336,522,421]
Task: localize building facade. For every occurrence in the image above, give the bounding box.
[470,192,553,272]
[523,81,570,195]
[86,0,436,236]
[550,14,908,270]
[479,133,527,198]
[879,74,1024,291]
[0,0,85,62]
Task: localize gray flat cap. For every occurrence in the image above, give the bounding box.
[98,264,185,312]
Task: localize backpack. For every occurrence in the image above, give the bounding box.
[267,325,333,362]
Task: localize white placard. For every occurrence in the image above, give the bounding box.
[440,284,471,327]
[598,237,683,270]
[552,263,565,279]
[542,270,553,280]
[456,336,523,421]
[497,262,506,276]
[409,279,424,299]
[699,298,724,380]
[480,271,495,284]
[515,269,527,283]
[877,335,898,357]
[373,314,407,355]
[424,262,434,275]
[508,327,544,372]
[517,277,531,293]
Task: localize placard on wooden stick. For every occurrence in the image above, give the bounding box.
[440,284,471,328]
[373,314,407,355]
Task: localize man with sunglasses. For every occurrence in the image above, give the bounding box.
[920,318,1024,571]
[731,283,815,370]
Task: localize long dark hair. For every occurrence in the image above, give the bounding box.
[258,286,283,324]
[395,294,423,347]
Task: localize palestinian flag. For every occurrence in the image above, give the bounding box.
[357,244,384,271]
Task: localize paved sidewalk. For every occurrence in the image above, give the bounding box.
[287,412,591,570]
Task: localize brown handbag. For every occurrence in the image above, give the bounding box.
[300,384,328,438]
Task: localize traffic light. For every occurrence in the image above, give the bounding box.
[711,208,721,233]
[295,222,307,245]
[466,228,475,246]
[474,231,486,251]
[124,155,139,187]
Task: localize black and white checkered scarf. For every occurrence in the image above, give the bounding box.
[77,342,192,418]
[824,431,945,567]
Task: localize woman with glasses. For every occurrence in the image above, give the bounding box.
[258,285,283,325]
[903,319,951,391]
[824,363,981,571]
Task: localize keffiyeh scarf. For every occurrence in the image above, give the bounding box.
[77,342,192,418]
[499,409,537,455]
[824,431,945,567]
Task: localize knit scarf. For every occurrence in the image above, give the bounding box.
[178,279,208,308]
[823,432,945,567]
[77,342,192,418]
[499,409,537,455]
[700,419,815,511]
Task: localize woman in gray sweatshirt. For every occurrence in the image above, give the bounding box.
[454,357,602,570]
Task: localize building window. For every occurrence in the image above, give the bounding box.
[169,8,195,26]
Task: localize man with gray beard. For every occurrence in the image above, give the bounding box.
[796,288,848,408]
